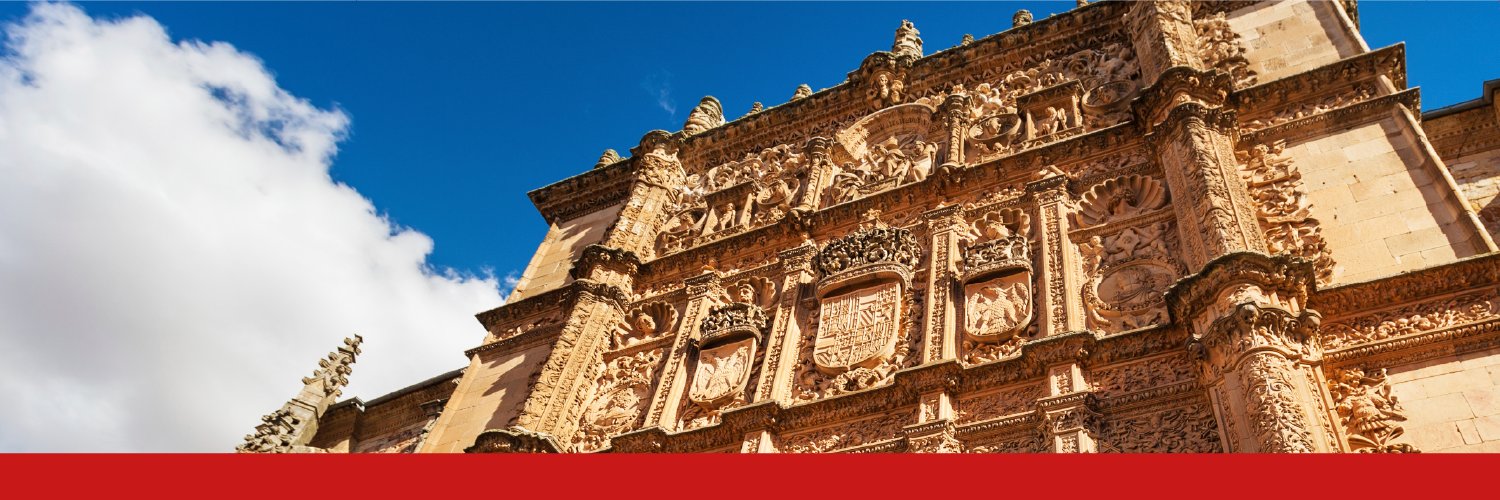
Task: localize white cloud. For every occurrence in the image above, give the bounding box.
[0,3,504,451]
[641,69,676,117]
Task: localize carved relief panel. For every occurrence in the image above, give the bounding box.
[679,301,771,431]
[917,40,1142,163]
[1073,174,1184,334]
[793,225,923,402]
[574,349,664,452]
[958,207,1038,365]
[658,143,809,256]
[823,104,943,208]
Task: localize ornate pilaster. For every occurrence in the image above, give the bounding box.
[238,335,362,453]
[1028,176,1085,336]
[907,362,961,453]
[923,205,964,362]
[1124,0,1199,85]
[935,93,970,192]
[1143,73,1267,269]
[1169,253,1340,453]
[645,272,722,428]
[489,130,685,450]
[757,244,817,402]
[617,130,687,257]
[796,137,834,216]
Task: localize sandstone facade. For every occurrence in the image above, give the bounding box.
[243,0,1500,453]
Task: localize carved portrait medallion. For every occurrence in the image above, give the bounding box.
[814,281,902,373]
[1096,262,1173,310]
[688,339,756,408]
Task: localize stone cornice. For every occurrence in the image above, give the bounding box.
[527,158,633,225]
[474,286,573,331]
[1311,252,1500,318]
[1239,88,1421,145]
[1232,44,1406,114]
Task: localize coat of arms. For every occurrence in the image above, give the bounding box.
[814,281,902,373]
[964,274,1032,340]
[688,340,755,407]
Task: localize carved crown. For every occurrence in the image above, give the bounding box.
[961,236,1031,284]
[815,226,921,293]
[699,302,770,346]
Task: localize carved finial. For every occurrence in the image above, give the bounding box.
[1012,10,1033,27]
[682,96,725,135]
[891,19,923,59]
[595,149,623,169]
[1077,0,1089,7]
[792,84,812,100]
[960,34,974,46]
[239,335,361,453]
[301,334,363,398]
[747,102,763,115]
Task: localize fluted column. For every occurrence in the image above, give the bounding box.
[1169,253,1341,453]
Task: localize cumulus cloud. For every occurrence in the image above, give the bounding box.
[0,3,504,451]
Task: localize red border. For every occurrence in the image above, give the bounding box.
[2,453,1494,496]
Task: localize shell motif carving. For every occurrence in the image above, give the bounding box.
[1074,175,1168,227]
[614,301,679,349]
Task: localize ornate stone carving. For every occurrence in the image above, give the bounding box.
[614,302,678,349]
[891,19,923,59]
[825,105,940,207]
[237,409,302,453]
[1194,12,1256,89]
[575,349,662,451]
[792,84,812,100]
[814,225,922,284]
[595,149,623,169]
[1074,175,1170,228]
[814,282,903,373]
[688,340,755,409]
[466,428,562,453]
[1100,402,1223,453]
[1236,141,1335,284]
[1012,10,1032,28]
[683,96,726,135]
[779,413,907,453]
[1322,292,1500,350]
[747,102,763,115]
[1328,367,1419,453]
[961,237,1033,342]
[302,335,363,398]
[1240,354,1317,452]
[1080,221,1180,334]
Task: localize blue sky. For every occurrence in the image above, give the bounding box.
[5,1,1492,281]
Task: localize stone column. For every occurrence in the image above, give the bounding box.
[1169,253,1341,453]
[1028,176,1085,336]
[502,131,687,450]
[921,205,964,362]
[1037,362,1100,453]
[1124,0,1200,85]
[934,93,970,192]
[644,272,721,429]
[1142,72,1268,270]
[756,244,817,402]
[797,137,834,213]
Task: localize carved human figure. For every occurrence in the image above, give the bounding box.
[715,202,739,232]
